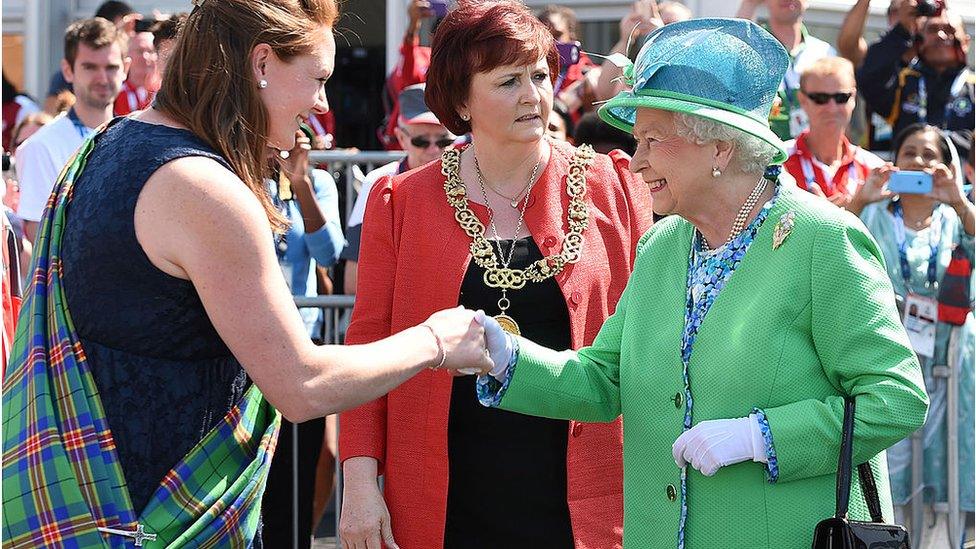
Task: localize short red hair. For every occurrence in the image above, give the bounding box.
[426,0,559,135]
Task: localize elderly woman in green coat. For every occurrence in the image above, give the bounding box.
[473,18,929,549]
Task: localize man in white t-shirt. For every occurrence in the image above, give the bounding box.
[341,83,456,294]
[16,17,128,242]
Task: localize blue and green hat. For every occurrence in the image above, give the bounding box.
[598,18,790,164]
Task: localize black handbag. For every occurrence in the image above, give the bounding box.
[811,397,911,549]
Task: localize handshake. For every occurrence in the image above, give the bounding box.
[419,307,515,378]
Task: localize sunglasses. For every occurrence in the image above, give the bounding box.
[409,135,455,149]
[802,91,854,105]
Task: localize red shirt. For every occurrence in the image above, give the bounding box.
[382,35,432,150]
[113,80,154,116]
[340,140,653,549]
[783,130,884,198]
[306,111,336,149]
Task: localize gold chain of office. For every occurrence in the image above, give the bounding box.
[441,144,595,290]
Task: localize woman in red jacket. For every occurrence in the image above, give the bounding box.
[339,2,652,547]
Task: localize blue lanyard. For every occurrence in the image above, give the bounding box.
[891,200,943,287]
[66,108,94,140]
[917,70,969,125]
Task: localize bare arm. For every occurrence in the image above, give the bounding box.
[594,3,657,102]
[134,156,490,422]
[735,0,763,20]
[837,0,871,67]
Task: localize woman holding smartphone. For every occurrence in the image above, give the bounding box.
[850,122,975,515]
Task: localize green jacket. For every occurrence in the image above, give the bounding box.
[495,185,928,548]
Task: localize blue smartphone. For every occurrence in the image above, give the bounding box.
[887,170,933,194]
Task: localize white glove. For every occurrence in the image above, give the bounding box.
[473,310,515,380]
[671,415,767,477]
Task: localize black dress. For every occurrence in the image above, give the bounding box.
[60,117,251,519]
[444,237,575,548]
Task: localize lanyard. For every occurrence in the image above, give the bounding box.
[917,71,969,124]
[66,108,94,140]
[891,199,944,288]
[799,156,858,194]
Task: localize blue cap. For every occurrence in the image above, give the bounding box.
[598,18,790,164]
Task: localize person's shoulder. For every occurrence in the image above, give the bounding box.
[390,156,444,193]
[552,139,623,180]
[804,31,836,56]
[780,184,875,244]
[854,147,885,169]
[16,113,74,152]
[152,154,241,195]
[364,160,401,186]
[636,214,690,255]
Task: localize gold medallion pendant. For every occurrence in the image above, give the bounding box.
[442,143,595,340]
[494,314,521,336]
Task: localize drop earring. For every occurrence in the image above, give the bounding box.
[711,166,721,178]
[258,79,268,89]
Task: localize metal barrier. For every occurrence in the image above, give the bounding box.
[895,295,970,548]
[291,295,356,549]
[308,150,406,222]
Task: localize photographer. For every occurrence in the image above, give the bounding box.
[857,1,974,160]
[381,0,434,150]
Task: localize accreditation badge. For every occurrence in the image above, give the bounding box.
[903,293,937,358]
[789,106,810,137]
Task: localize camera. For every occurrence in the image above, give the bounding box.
[915,0,943,18]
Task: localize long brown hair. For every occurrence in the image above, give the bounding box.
[154,0,338,232]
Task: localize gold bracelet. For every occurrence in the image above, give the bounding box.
[420,324,446,370]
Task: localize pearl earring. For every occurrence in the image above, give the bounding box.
[258,79,268,89]
[279,149,290,159]
[460,113,470,121]
[711,166,721,178]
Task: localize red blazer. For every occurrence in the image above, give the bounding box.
[340,139,653,548]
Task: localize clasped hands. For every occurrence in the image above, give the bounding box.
[421,308,767,476]
[418,307,513,377]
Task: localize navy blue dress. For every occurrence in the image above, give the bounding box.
[61,117,250,514]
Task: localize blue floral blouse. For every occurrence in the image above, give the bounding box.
[675,184,781,549]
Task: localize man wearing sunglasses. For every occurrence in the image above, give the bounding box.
[858,4,974,161]
[342,83,457,294]
[784,56,884,208]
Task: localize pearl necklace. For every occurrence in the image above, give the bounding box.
[701,176,769,250]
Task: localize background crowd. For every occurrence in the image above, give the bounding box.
[0,0,973,548]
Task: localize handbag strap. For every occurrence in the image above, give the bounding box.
[835,398,856,518]
[835,397,886,522]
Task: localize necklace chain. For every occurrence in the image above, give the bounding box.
[477,157,536,209]
[701,176,769,249]
[474,155,541,268]
[442,144,595,290]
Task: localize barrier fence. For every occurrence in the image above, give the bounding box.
[308,150,406,222]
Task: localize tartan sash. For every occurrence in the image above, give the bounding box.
[2,126,281,548]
